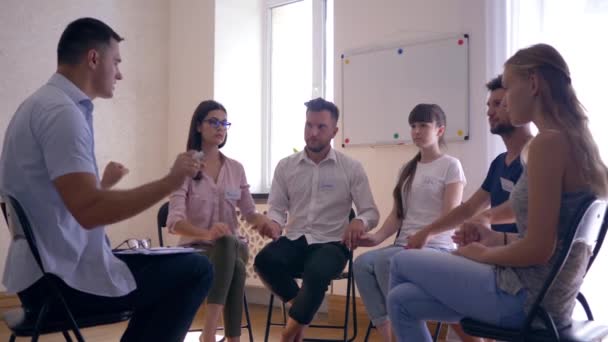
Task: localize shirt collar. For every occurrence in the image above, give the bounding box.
[47,73,94,114]
[297,147,337,165]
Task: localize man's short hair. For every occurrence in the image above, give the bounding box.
[304,97,339,122]
[485,75,503,92]
[57,17,123,65]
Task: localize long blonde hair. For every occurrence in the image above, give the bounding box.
[505,43,608,197]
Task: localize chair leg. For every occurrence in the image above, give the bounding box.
[243,294,254,342]
[264,293,275,342]
[432,322,442,342]
[62,330,74,342]
[349,269,357,342]
[282,301,287,324]
[364,322,373,342]
[577,292,594,320]
[59,302,85,342]
[32,300,51,342]
[9,333,16,342]
[343,276,351,342]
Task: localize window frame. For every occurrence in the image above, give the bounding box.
[261,0,328,193]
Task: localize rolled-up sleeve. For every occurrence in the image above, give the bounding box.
[166,179,190,233]
[267,159,289,227]
[237,163,257,218]
[350,161,379,231]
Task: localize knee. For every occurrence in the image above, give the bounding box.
[235,258,247,278]
[372,254,391,274]
[354,253,372,274]
[187,254,214,288]
[389,250,409,275]
[386,287,404,316]
[215,235,240,251]
[253,244,277,273]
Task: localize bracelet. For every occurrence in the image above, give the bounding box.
[503,232,508,245]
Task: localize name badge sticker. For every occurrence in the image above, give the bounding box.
[319,182,335,190]
[225,188,241,200]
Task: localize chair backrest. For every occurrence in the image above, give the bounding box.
[2,195,47,274]
[157,201,169,247]
[523,196,608,334]
[584,202,608,275]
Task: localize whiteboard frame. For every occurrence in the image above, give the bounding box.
[340,34,470,148]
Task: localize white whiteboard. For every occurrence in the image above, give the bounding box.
[341,35,469,147]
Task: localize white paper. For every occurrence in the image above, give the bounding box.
[113,246,200,255]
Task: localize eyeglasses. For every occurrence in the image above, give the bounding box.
[203,118,232,130]
[113,238,151,251]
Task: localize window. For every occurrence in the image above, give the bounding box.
[507,0,608,322]
[214,0,332,194]
[262,0,332,192]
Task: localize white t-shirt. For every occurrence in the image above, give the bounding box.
[394,154,466,249]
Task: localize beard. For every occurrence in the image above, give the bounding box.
[306,141,330,153]
[491,123,516,135]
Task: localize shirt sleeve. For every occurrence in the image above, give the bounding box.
[446,158,467,186]
[267,159,289,227]
[167,179,190,233]
[349,160,380,231]
[236,162,257,218]
[33,104,97,180]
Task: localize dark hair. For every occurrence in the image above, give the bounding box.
[393,104,447,219]
[485,74,503,92]
[304,97,340,122]
[186,100,228,151]
[57,17,124,65]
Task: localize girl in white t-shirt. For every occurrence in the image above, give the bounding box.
[353,103,466,341]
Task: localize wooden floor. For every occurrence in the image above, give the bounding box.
[1,298,447,341]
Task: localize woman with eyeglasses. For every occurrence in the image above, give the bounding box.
[167,100,271,342]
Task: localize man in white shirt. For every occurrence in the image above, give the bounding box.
[254,98,380,342]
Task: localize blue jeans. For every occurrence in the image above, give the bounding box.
[387,249,527,342]
[353,245,412,326]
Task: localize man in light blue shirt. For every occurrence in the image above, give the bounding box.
[0,17,212,342]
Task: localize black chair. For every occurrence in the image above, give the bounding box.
[364,320,442,341]
[156,201,254,342]
[1,195,133,342]
[262,209,358,342]
[461,196,608,342]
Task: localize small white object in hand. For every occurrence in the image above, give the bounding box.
[193,151,205,161]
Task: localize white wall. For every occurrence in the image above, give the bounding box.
[168,0,215,164]
[333,0,497,294]
[0,0,216,291]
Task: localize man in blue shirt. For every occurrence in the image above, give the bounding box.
[407,74,533,243]
[0,18,212,342]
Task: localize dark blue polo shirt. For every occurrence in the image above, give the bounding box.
[481,152,523,233]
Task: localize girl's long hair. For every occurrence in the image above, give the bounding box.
[393,104,447,219]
